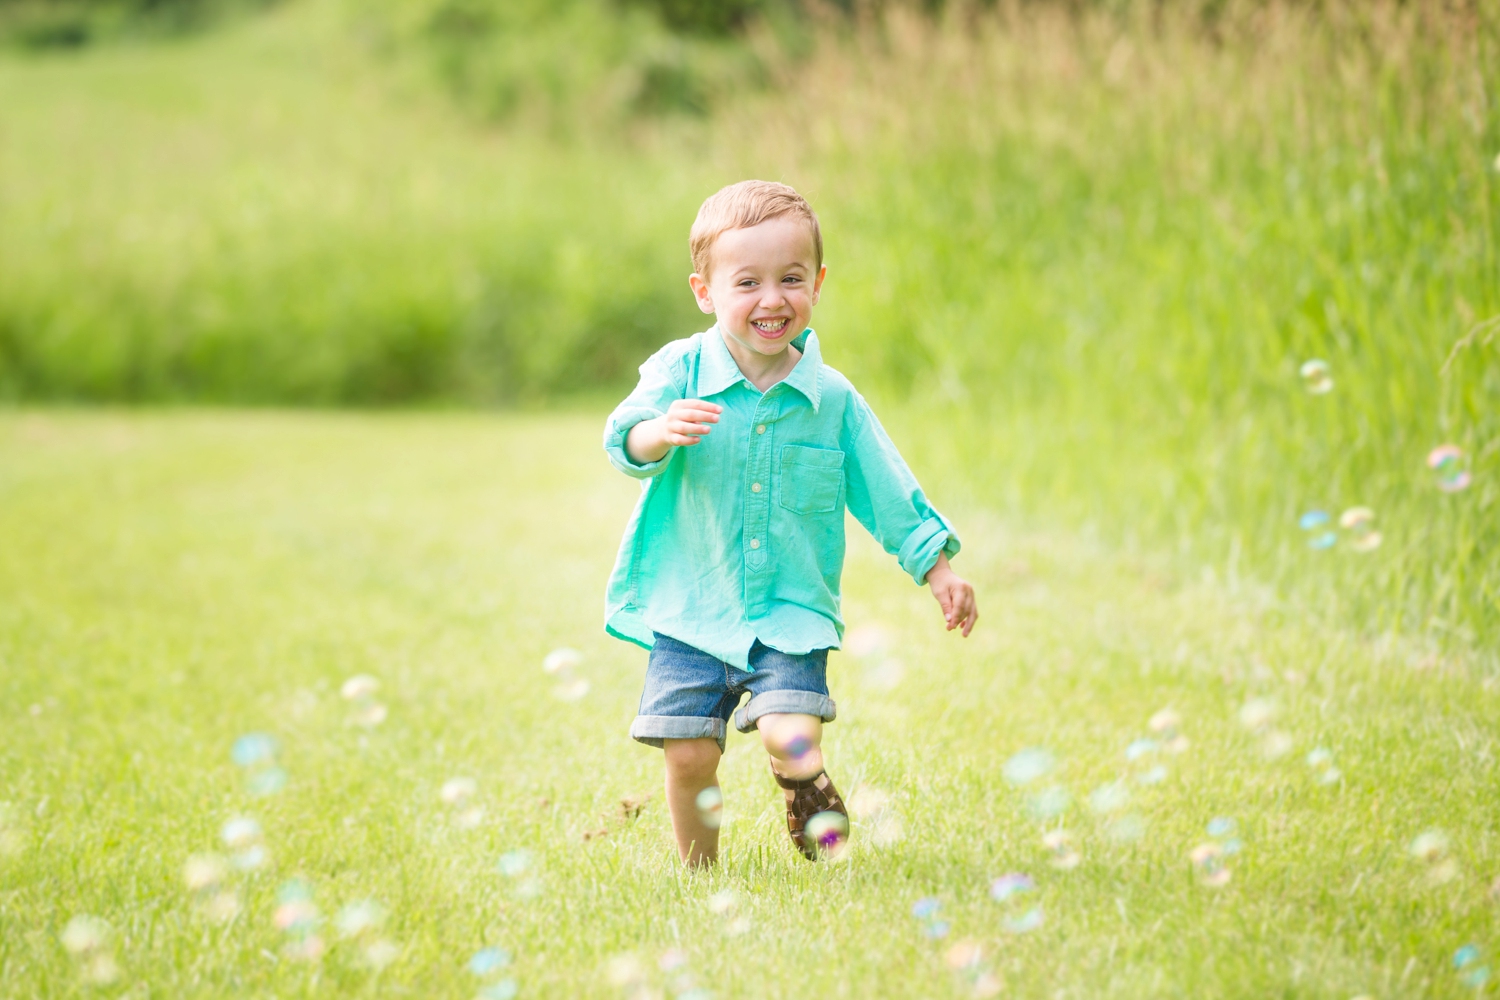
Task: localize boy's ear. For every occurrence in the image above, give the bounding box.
[688,273,715,315]
[811,264,827,306]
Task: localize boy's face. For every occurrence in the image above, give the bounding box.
[689,218,826,359]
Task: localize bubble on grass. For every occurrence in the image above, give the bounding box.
[1455,944,1491,988]
[1089,781,1130,814]
[336,901,385,938]
[707,889,738,915]
[543,648,584,675]
[1339,507,1381,552]
[1300,359,1333,394]
[1028,785,1071,820]
[477,981,519,1000]
[61,915,108,955]
[1428,445,1472,493]
[1136,764,1168,786]
[805,811,850,859]
[247,767,288,797]
[1107,814,1146,842]
[659,948,688,972]
[469,947,512,976]
[946,940,984,970]
[1298,510,1331,531]
[1239,698,1277,731]
[341,675,380,701]
[1042,829,1081,869]
[1190,843,1232,887]
[184,853,228,893]
[275,879,320,936]
[497,850,532,877]
[351,701,388,728]
[1207,817,1237,838]
[442,778,478,806]
[221,816,261,848]
[1124,738,1157,762]
[1306,748,1332,768]
[1261,730,1294,760]
[1003,748,1055,786]
[232,733,278,768]
[363,938,400,970]
[695,786,723,830]
[843,624,892,658]
[989,873,1034,902]
[912,897,949,938]
[1409,830,1450,862]
[990,874,1043,933]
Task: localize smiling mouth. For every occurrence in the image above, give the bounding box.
[750,318,790,337]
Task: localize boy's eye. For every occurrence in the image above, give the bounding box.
[738,280,757,287]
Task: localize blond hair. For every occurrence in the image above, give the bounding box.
[689,180,823,277]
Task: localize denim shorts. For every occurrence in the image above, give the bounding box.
[630,633,837,753]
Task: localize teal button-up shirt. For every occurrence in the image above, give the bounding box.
[603,326,960,670]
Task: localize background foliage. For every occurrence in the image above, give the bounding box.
[0,0,1496,645]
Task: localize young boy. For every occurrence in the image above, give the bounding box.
[603,180,977,866]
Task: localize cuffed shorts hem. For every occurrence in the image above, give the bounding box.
[630,714,728,752]
[733,690,838,735]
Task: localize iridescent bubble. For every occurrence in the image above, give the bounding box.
[1300,359,1333,394]
[912,898,942,920]
[1135,764,1168,786]
[1125,738,1157,762]
[61,915,107,955]
[1190,843,1231,887]
[351,702,388,728]
[1409,830,1449,862]
[232,733,278,768]
[1005,908,1044,933]
[1107,814,1146,842]
[469,947,512,976]
[478,981,519,1000]
[222,816,262,848]
[945,940,984,970]
[336,901,385,938]
[441,778,477,806]
[843,624,892,658]
[1027,785,1071,819]
[1306,748,1333,768]
[1428,445,1472,493]
[275,880,320,935]
[1317,767,1342,785]
[1207,817,1237,838]
[1261,730,1294,760]
[1339,507,1381,552]
[363,939,400,970]
[1239,699,1276,731]
[341,675,380,701]
[184,853,228,893]
[543,648,584,675]
[659,949,688,972]
[1003,748,1055,786]
[496,850,531,876]
[1089,781,1130,814]
[1043,829,1081,870]
[973,972,1003,998]
[805,810,850,859]
[247,767,288,796]
[707,890,738,915]
[1455,945,1491,988]
[695,787,723,830]
[785,735,813,759]
[1308,530,1338,550]
[1298,510,1331,531]
[989,873,1034,902]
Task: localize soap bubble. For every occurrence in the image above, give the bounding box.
[336,900,385,938]
[1027,785,1071,820]
[989,873,1034,902]
[340,675,380,701]
[1261,730,1294,760]
[1003,748,1055,786]
[1409,829,1449,862]
[543,648,583,674]
[1089,781,1130,814]
[1107,814,1147,842]
[247,767,288,797]
[989,874,1042,933]
[1300,359,1333,394]
[805,811,849,860]
[1124,738,1157,761]
[232,733,278,768]
[1136,764,1168,786]
[1428,445,1472,493]
[350,702,388,728]
[1339,507,1381,552]
[1190,843,1231,887]
[1207,817,1237,838]
[61,915,108,955]
[946,940,984,970]
[469,947,512,976]
[707,890,737,915]
[222,816,268,870]
[695,787,723,830]
[1298,510,1331,531]
[441,778,477,805]
[496,850,531,877]
[1239,699,1276,731]
[912,897,948,938]
[1455,945,1492,988]
[1042,829,1081,870]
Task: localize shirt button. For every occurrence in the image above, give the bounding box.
[756,424,766,434]
[752,482,762,493]
[750,538,760,549]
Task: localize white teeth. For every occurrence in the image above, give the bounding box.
[752,319,788,331]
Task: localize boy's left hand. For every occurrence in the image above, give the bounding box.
[925,553,977,637]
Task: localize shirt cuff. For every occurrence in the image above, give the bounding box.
[898,514,962,585]
[603,405,673,478]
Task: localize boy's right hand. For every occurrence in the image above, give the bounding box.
[661,399,722,446]
[625,399,722,465]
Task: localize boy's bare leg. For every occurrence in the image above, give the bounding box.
[757,713,824,780]
[663,737,722,866]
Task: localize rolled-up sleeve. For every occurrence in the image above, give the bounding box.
[603,351,686,478]
[843,396,961,584]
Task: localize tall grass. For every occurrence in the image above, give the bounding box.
[0,0,1495,642]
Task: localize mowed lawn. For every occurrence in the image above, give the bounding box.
[1,411,1496,998]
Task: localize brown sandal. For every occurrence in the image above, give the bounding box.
[771,762,849,860]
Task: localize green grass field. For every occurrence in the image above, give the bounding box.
[3,411,1497,997]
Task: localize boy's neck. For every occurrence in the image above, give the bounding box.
[718,326,803,392]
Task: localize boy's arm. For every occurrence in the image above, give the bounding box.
[603,353,693,478]
[844,396,977,636]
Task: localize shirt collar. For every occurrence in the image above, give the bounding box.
[700,325,823,411]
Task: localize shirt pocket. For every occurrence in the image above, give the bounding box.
[777,445,845,515]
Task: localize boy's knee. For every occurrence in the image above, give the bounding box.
[757,713,822,758]
[664,737,721,777]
